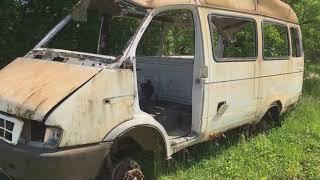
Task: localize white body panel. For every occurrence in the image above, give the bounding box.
[198,8,304,140]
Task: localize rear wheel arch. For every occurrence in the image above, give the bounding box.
[262,101,282,125]
[272,100,282,112]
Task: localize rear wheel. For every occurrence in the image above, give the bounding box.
[255,103,281,132]
[245,103,281,136]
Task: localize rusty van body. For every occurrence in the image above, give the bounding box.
[0,0,303,179]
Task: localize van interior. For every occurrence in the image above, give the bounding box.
[136,9,195,139]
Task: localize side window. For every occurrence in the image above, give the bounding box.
[137,9,195,57]
[290,27,302,57]
[209,15,257,61]
[263,22,289,59]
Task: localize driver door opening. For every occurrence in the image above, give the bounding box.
[136,9,195,139]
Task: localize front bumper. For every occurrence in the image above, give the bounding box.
[0,141,112,180]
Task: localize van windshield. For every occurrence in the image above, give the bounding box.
[31,13,145,63]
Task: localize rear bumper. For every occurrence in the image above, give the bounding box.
[0,141,112,180]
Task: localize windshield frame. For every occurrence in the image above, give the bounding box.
[29,11,150,68]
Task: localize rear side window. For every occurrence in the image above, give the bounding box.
[263,22,289,59]
[290,27,302,57]
[209,15,257,61]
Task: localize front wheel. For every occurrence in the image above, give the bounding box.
[111,159,144,180]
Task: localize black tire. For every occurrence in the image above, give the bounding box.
[258,103,281,131]
[98,138,155,180]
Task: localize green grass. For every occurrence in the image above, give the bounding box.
[156,64,320,179]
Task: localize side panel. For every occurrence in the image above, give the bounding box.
[45,69,135,147]
[202,8,259,137]
[257,18,304,117]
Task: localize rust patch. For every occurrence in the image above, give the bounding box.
[20,109,36,120]
[208,133,223,141]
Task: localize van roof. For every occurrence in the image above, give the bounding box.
[81,0,298,24]
[131,0,298,24]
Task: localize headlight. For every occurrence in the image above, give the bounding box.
[19,121,62,149]
[43,127,62,148]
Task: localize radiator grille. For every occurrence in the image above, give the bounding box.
[0,115,24,145]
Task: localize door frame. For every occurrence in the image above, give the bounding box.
[124,5,206,144]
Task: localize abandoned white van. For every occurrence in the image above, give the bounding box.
[0,0,303,179]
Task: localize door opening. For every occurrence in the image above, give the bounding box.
[136,9,195,139]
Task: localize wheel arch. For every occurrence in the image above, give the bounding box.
[256,97,284,122]
[103,119,173,159]
[271,100,282,112]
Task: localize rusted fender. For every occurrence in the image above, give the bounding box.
[0,58,101,121]
[104,111,174,159]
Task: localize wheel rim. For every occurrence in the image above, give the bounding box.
[124,168,144,180]
[111,159,144,180]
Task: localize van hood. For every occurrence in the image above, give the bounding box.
[0,58,101,121]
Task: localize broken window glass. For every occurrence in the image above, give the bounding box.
[209,15,257,61]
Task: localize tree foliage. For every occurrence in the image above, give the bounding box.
[0,0,77,68]
[0,0,320,68]
[263,23,289,58]
[289,0,320,61]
